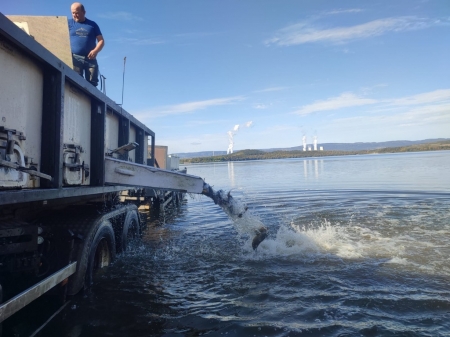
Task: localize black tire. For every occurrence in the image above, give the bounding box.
[0,283,2,337]
[119,210,140,252]
[85,220,116,288]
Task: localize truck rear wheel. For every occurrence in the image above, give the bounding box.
[120,210,140,252]
[85,220,116,288]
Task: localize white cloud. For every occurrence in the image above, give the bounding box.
[98,12,143,21]
[293,92,377,115]
[328,98,450,128]
[327,89,450,132]
[396,103,450,122]
[293,88,450,117]
[135,96,245,118]
[325,9,364,15]
[389,89,450,106]
[360,83,388,95]
[266,16,436,46]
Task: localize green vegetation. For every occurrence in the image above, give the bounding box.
[180,140,450,164]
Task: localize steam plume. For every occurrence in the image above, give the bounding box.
[227,121,253,154]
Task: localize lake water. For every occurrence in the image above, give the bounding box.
[44,151,450,336]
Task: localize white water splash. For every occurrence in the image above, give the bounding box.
[247,218,449,276]
[216,190,266,238]
[253,221,359,258]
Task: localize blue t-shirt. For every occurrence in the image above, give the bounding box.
[68,18,102,56]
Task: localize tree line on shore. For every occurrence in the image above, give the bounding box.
[180,140,450,164]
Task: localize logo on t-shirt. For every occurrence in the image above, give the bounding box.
[76,28,88,38]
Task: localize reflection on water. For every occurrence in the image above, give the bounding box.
[228,161,235,187]
[304,158,323,179]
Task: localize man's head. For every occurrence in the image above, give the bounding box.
[71,2,86,22]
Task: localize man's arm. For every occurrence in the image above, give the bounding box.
[87,35,104,59]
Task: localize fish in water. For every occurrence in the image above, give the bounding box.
[202,183,267,250]
[252,226,268,250]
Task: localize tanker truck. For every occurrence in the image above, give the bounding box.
[0,13,208,329]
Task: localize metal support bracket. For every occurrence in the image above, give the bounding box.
[0,127,26,159]
[0,158,53,181]
[107,142,138,156]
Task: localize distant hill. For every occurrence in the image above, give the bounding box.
[181,140,450,164]
[173,138,449,159]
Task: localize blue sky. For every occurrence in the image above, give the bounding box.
[3,1,450,153]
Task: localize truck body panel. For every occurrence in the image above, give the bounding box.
[0,41,43,188]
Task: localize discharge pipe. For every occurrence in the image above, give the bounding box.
[202,183,268,250]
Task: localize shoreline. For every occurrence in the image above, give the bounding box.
[181,141,450,164]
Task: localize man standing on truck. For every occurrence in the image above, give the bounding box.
[69,2,104,86]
